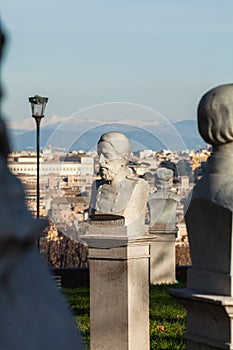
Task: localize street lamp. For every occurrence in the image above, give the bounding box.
[29,95,48,221]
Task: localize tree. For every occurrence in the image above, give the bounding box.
[176,159,194,182]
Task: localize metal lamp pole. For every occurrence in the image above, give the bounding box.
[29,95,48,223]
[34,115,42,220]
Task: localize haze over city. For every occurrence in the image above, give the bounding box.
[1,0,233,126]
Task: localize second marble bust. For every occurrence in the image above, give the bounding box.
[89,131,148,226]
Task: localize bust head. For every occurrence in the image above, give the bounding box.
[198,84,233,146]
[155,167,173,190]
[97,132,131,182]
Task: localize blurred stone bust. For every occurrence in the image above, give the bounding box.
[185,83,233,295]
[0,21,84,349]
[149,167,179,231]
[192,83,233,202]
[89,131,148,225]
[0,22,38,247]
[186,83,233,214]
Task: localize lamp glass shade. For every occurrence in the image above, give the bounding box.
[29,95,48,117]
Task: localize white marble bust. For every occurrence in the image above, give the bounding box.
[89,131,148,226]
[149,167,179,230]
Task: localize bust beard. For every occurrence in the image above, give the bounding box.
[99,165,120,182]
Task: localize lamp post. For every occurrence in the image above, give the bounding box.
[29,95,48,222]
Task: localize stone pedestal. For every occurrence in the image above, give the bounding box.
[169,84,233,350]
[169,200,233,349]
[82,217,150,350]
[169,288,233,350]
[186,199,233,296]
[149,227,177,284]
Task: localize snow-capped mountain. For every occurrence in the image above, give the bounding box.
[7,115,205,152]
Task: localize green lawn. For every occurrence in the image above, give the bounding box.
[64,283,186,350]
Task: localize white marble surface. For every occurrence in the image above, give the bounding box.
[89,132,148,225]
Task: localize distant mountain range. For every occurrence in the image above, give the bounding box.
[7,116,206,152]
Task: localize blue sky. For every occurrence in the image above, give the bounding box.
[1,0,233,123]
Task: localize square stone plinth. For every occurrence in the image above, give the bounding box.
[149,229,177,284]
[89,242,150,350]
[81,224,148,248]
[169,288,233,350]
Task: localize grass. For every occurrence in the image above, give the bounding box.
[149,284,186,349]
[64,288,90,347]
[64,283,186,350]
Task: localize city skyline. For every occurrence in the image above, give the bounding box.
[1,1,233,124]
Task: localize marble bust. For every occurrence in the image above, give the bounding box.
[89,131,148,225]
[149,167,179,231]
[185,83,233,295]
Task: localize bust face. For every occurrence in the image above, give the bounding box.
[97,141,126,182]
